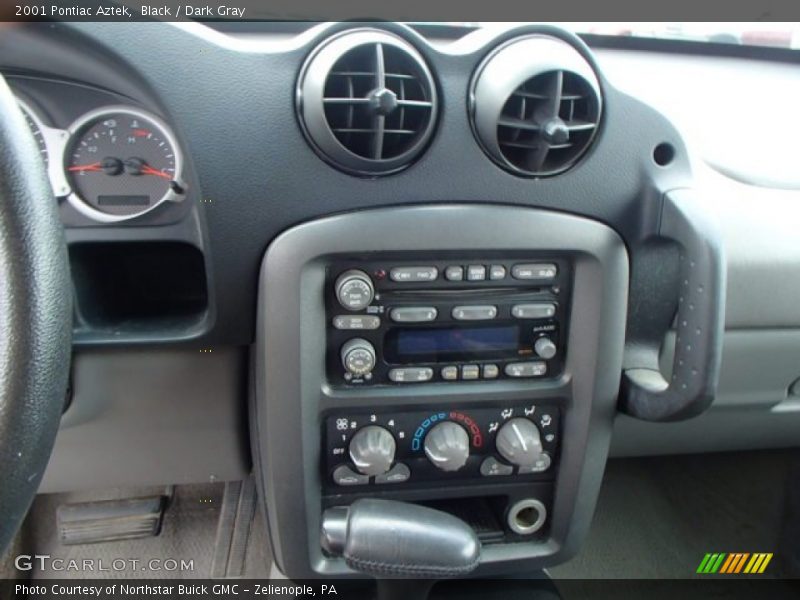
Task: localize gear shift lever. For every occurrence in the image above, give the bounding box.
[321,499,480,600]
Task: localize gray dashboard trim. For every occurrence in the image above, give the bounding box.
[40,347,250,493]
[255,204,629,578]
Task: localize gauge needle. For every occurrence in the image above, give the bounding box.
[67,162,103,172]
[140,165,171,179]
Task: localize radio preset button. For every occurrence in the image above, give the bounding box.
[333,315,381,330]
[452,305,498,321]
[482,364,500,379]
[441,366,458,381]
[389,367,434,383]
[511,303,556,319]
[461,365,480,380]
[390,266,438,282]
[480,456,514,477]
[375,462,411,484]
[505,362,547,378]
[390,307,438,323]
[511,263,558,281]
[467,265,486,281]
[332,464,369,486]
[489,265,507,280]
[445,266,464,281]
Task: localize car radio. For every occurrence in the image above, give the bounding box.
[325,257,571,386]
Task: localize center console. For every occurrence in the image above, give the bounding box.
[255,203,628,578]
[322,257,568,539]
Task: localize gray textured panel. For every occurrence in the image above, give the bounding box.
[39,348,250,493]
[700,169,800,329]
[255,204,629,578]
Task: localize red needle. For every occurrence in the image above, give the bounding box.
[140,165,171,179]
[68,162,102,172]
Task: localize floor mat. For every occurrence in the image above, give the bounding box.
[549,449,800,579]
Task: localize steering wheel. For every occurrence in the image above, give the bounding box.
[0,75,72,553]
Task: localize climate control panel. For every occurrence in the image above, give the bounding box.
[323,403,560,490]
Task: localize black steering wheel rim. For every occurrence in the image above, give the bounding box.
[0,75,72,553]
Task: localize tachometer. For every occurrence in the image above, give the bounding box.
[65,106,184,222]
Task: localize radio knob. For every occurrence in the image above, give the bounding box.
[341,338,376,377]
[424,422,470,472]
[349,425,396,476]
[495,418,543,467]
[335,270,374,311]
[534,337,557,360]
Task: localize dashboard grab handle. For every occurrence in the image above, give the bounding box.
[621,189,726,421]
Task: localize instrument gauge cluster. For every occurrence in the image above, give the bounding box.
[15,99,186,223]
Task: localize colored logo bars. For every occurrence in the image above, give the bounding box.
[697,553,773,574]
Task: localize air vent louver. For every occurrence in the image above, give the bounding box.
[298,29,437,176]
[470,35,602,177]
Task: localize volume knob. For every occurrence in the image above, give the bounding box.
[335,270,374,311]
[495,418,543,467]
[424,422,470,472]
[341,338,376,377]
[349,426,396,476]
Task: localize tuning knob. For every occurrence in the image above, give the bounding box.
[495,418,543,467]
[335,270,374,311]
[424,422,470,472]
[341,338,376,377]
[534,337,557,359]
[349,426,396,476]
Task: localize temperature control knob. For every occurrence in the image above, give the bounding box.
[495,418,543,467]
[534,337,557,360]
[424,422,470,472]
[349,426,396,476]
[341,338,376,377]
[335,270,375,311]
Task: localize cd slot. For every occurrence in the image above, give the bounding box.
[382,287,549,300]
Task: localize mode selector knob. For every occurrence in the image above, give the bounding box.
[349,425,396,476]
[341,338,376,377]
[335,270,375,311]
[495,418,543,467]
[424,422,470,472]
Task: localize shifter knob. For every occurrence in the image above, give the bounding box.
[424,422,469,472]
[349,425,395,476]
[495,418,543,467]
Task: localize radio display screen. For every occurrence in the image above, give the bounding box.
[386,325,521,362]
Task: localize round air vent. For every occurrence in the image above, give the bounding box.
[297,29,438,176]
[469,35,602,177]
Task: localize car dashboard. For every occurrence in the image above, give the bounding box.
[2,20,799,580]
